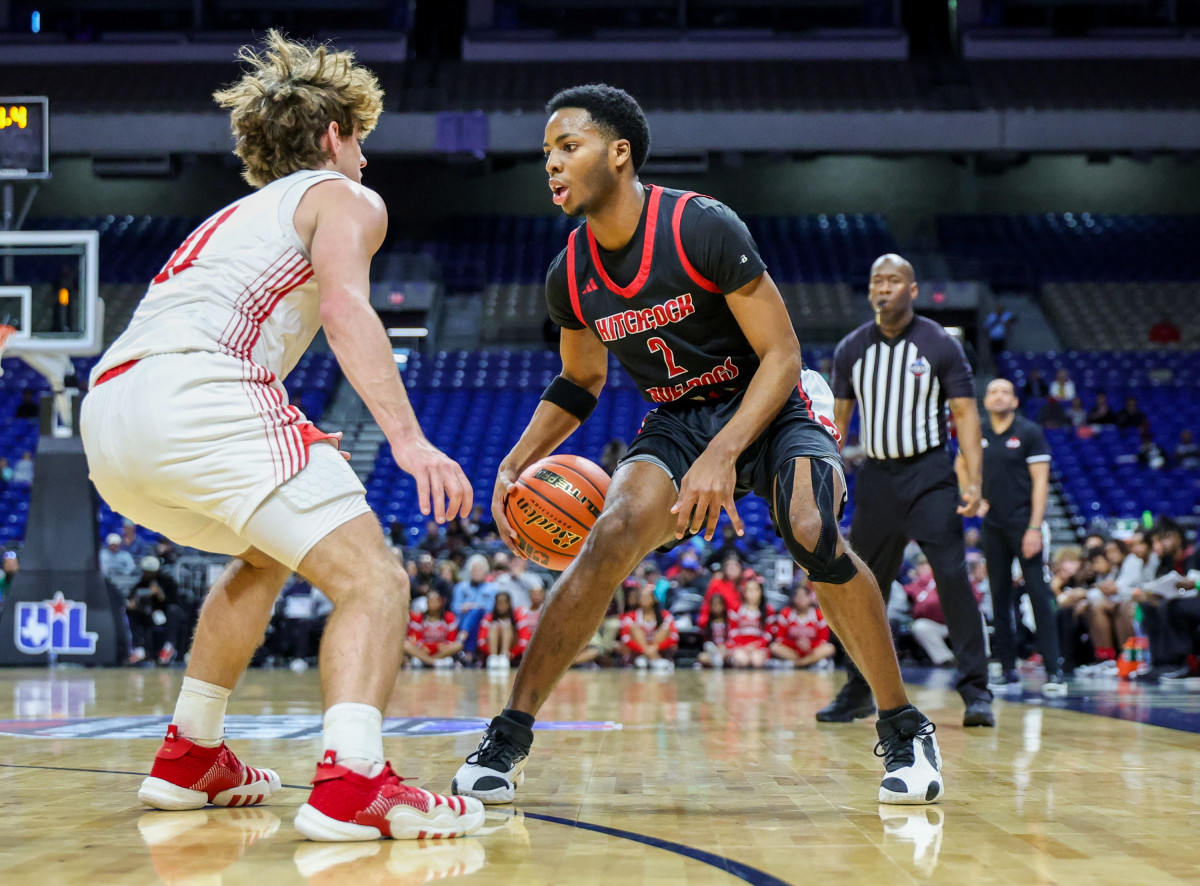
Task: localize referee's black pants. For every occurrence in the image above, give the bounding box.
[983,520,1061,675]
[845,449,992,703]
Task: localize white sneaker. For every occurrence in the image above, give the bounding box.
[650,658,674,672]
[434,657,455,670]
[634,655,649,670]
[496,656,511,671]
[875,709,943,805]
[486,654,502,670]
[452,716,533,805]
[408,658,425,670]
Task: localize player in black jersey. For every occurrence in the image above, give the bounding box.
[453,84,943,807]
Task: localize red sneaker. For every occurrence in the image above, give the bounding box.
[295,751,485,842]
[138,725,281,810]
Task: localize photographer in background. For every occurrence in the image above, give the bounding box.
[126,556,186,666]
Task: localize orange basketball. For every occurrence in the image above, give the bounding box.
[504,454,610,570]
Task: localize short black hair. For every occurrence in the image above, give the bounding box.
[546,84,650,171]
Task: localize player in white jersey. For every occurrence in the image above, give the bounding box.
[80,31,484,842]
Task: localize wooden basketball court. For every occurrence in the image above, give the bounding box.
[3,666,1199,885]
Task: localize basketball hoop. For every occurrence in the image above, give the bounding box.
[0,325,15,379]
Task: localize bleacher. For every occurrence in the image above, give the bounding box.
[938,213,1200,289]
[999,351,1200,522]
[1042,282,1200,351]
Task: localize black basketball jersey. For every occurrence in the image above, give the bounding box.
[547,185,765,406]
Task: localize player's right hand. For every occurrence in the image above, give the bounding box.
[492,467,525,559]
[391,434,473,524]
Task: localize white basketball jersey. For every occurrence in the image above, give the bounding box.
[91,169,344,386]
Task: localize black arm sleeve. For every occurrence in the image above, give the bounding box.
[677,196,767,295]
[938,334,977,400]
[544,247,586,330]
[831,336,856,400]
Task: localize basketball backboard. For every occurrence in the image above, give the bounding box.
[0,230,102,355]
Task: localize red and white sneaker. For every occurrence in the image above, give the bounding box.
[294,751,485,842]
[138,725,281,810]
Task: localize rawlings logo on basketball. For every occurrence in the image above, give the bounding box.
[532,469,602,519]
[513,498,583,550]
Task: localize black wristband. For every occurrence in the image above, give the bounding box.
[541,375,598,422]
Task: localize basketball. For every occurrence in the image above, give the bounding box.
[504,454,610,570]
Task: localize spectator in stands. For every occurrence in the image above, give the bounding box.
[521,584,546,645]
[15,389,38,420]
[411,552,451,614]
[10,451,34,486]
[1085,392,1116,425]
[437,559,460,587]
[155,537,180,567]
[904,555,957,667]
[274,578,331,672]
[0,551,19,603]
[387,518,407,549]
[451,553,496,661]
[1173,430,1200,471]
[1023,370,1049,399]
[1137,427,1167,471]
[1053,546,1113,670]
[121,518,150,561]
[419,519,447,555]
[1115,396,1148,431]
[492,551,543,610]
[670,551,707,596]
[639,560,672,607]
[617,583,678,671]
[126,556,186,666]
[480,591,525,671]
[1149,317,1182,345]
[696,592,730,669]
[0,458,12,485]
[706,523,752,570]
[99,532,138,582]
[573,590,623,668]
[727,576,773,669]
[468,504,496,543]
[600,438,627,476]
[1049,368,1075,403]
[698,555,742,628]
[404,589,461,669]
[984,304,1014,360]
[769,581,834,669]
[1066,397,1088,428]
[1036,397,1067,430]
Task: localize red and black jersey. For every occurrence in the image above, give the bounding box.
[546,185,767,406]
[770,606,830,656]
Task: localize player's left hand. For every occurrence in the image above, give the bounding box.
[956,485,981,517]
[672,449,744,541]
[1021,528,1043,559]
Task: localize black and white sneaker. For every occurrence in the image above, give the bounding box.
[451,715,533,805]
[875,708,943,805]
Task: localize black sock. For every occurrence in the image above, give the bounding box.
[501,708,535,729]
[878,703,916,720]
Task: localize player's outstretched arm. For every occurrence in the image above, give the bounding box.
[305,179,472,523]
[492,327,607,556]
[673,271,801,541]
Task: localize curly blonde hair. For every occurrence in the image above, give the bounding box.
[213,30,384,188]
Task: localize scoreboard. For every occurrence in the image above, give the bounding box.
[0,98,50,180]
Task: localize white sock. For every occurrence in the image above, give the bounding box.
[171,677,232,747]
[324,703,385,777]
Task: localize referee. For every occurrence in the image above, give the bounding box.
[824,254,994,727]
[962,378,1067,695]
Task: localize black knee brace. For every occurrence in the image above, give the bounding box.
[772,458,857,585]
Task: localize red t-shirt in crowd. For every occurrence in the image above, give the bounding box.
[407,610,459,655]
[698,576,740,628]
[619,609,679,653]
[770,606,830,656]
[727,604,774,649]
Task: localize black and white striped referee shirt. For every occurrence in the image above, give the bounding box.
[832,315,975,460]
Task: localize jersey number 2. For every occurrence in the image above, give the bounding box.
[647,337,688,378]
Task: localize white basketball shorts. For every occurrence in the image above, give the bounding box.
[81,351,369,571]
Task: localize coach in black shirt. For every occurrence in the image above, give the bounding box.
[826,254,994,727]
[965,378,1065,692]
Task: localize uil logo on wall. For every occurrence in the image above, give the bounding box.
[15,591,99,655]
